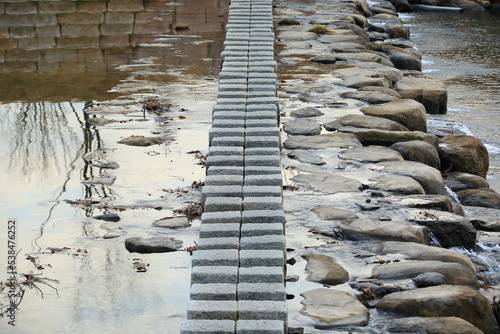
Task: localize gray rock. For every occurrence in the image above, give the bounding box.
[395,194,453,212]
[361,99,427,132]
[311,206,359,220]
[292,173,363,194]
[372,260,479,288]
[318,33,366,45]
[303,254,349,285]
[310,54,337,64]
[300,288,370,328]
[438,135,489,178]
[91,161,120,169]
[383,317,483,334]
[81,175,117,186]
[377,285,495,334]
[412,272,448,287]
[340,219,429,244]
[376,160,445,195]
[465,206,500,232]
[283,119,322,136]
[125,236,183,253]
[341,90,400,104]
[290,107,324,118]
[358,86,402,98]
[386,0,413,12]
[370,241,477,273]
[395,77,448,115]
[92,213,121,222]
[457,188,500,209]
[356,62,404,85]
[339,145,404,163]
[369,174,425,195]
[443,172,490,192]
[390,140,440,169]
[118,135,172,147]
[336,127,438,147]
[382,45,422,71]
[279,31,318,41]
[288,150,326,165]
[330,42,366,52]
[283,133,362,149]
[152,216,191,229]
[324,114,408,132]
[410,209,477,249]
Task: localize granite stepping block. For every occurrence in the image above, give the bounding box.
[205,174,244,186]
[190,284,237,301]
[205,155,244,167]
[207,166,244,176]
[243,185,282,197]
[199,223,241,238]
[196,237,240,250]
[192,249,239,267]
[187,300,237,320]
[239,266,284,283]
[181,320,235,334]
[242,210,285,225]
[202,185,243,200]
[238,283,286,301]
[208,146,244,156]
[238,301,287,321]
[201,211,241,224]
[244,174,282,186]
[240,223,284,237]
[191,266,238,284]
[239,249,285,267]
[243,197,282,210]
[240,235,286,250]
[245,155,281,167]
[236,320,284,334]
[244,166,282,175]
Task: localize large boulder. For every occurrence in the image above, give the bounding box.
[375,160,446,195]
[443,171,490,192]
[324,114,409,132]
[395,77,448,115]
[361,99,427,132]
[300,288,370,328]
[303,254,349,285]
[369,174,425,194]
[283,133,362,149]
[409,209,477,249]
[370,241,476,273]
[377,285,496,334]
[387,0,413,11]
[340,219,429,244]
[438,135,489,178]
[381,45,422,71]
[341,90,400,104]
[336,128,438,147]
[125,236,183,253]
[383,317,483,334]
[390,140,440,169]
[283,119,322,136]
[457,188,500,209]
[356,62,404,85]
[372,260,479,288]
[311,206,359,220]
[339,145,404,162]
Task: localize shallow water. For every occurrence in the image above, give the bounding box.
[401,7,500,192]
[0,1,228,332]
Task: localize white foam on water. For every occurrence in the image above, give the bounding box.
[445,185,460,203]
[452,246,500,273]
[485,144,500,155]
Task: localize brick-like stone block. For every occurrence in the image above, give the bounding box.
[218,84,247,92]
[105,11,135,24]
[100,23,133,36]
[192,249,239,267]
[239,250,285,267]
[207,166,244,176]
[205,175,243,186]
[240,223,284,237]
[197,237,240,250]
[190,284,237,301]
[205,155,244,167]
[211,136,245,147]
[243,197,282,210]
[240,235,286,250]
[244,166,281,176]
[245,119,278,128]
[191,266,238,284]
[201,211,241,224]
[9,26,35,38]
[245,155,281,167]
[243,186,282,198]
[245,127,279,137]
[76,2,107,13]
[202,186,243,201]
[245,136,280,149]
[238,301,287,322]
[38,2,76,14]
[238,283,286,301]
[239,267,284,283]
[245,111,277,121]
[181,320,235,334]
[209,146,244,156]
[18,36,55,50]
[187,300,237,320]
[209,127,245,142]
[199,223,241,238]
[213,111,246,120]
[244,175,282,187]
[107,0,144,12]
[242,210,285,225]
[236,320,284,334]
[58,12,104,25]
[61,24,99,38]
[6,2,36,15]
[212,119,246,129]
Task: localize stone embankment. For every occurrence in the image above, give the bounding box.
[276,0,500,332]
[181,0,287,333]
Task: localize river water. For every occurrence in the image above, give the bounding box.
[0,1,228,333]
[401,6,500,193]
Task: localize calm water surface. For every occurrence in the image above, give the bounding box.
[0,1,228,333]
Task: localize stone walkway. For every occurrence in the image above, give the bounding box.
[181,0,287,333]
